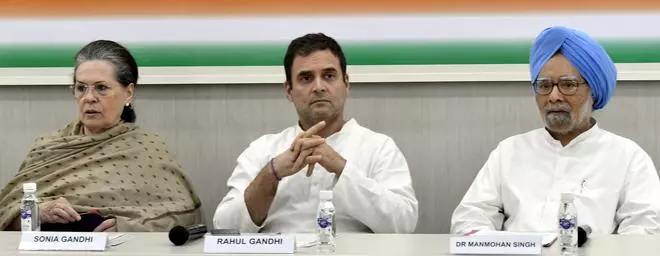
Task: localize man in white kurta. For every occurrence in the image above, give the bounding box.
[215,119,416,233]
[452,124,660,234]
[213,33,418,233]
[451,26,660,235]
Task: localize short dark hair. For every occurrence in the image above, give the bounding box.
[74,40,139,123]
[283,33,347,84]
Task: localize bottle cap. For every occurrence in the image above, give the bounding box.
[319,190,333,200]
[22,183,37,193]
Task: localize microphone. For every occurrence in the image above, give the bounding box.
[577,225,591,247]
[169,224,208,246]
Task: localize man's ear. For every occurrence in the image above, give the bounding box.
[284,81,293,101]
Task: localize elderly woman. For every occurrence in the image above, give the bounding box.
[0,40,201,232]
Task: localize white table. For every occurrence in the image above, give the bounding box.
[1,232,659,255]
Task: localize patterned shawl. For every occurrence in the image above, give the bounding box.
[0,121,201,231]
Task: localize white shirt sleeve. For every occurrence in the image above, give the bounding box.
[615,147,660,234]
[213,140,267,232]
[451,145,505,234]
[332,137,418,233]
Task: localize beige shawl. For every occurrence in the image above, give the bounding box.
[0,121,201,231]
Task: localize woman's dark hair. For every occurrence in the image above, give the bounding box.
[74,40,138,123]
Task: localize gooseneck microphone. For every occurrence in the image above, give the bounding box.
[577,225,591,247]
[169,224,208,246]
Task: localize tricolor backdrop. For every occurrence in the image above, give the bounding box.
[1,0,659,78]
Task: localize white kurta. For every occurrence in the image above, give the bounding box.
[452,123,660,235]
[213,119,418,233]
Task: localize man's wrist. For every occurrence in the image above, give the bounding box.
[329,157,347,176]
[269,158,282,181]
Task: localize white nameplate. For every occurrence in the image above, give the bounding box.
[19,232,108,251]
[204,234,295,254]
[450,234,542,255]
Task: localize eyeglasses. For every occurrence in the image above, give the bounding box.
[70,84,114,97]
[532,78,587,96]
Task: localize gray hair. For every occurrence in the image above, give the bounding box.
[74,40,138,87]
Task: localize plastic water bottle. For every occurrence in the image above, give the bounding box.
[317,190,336,254]
[20,182,40,232]
[558,193,577,255]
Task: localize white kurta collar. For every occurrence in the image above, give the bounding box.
[294,118,357,138]
[542,119,603,149]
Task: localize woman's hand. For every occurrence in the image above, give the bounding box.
[39,197,81,224]
[93,219,116,232]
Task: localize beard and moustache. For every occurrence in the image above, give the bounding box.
[543,97,593,135]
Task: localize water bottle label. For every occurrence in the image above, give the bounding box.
[317,217,332,228]
[559,218,575,229]
[20,209,31,219]
[20,209,32,230]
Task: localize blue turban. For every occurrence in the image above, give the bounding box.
[529,26,617,110]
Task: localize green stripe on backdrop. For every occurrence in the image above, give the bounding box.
[1,40,660,67]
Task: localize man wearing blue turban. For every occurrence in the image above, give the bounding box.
[452,26,660,235]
